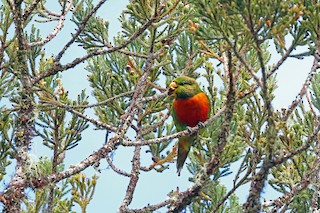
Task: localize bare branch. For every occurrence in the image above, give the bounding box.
[55,90,134,109]
[282,48,319,121]
[126,199,171,213]
[268,41,295,77]
[122,106,226,146]
[272,135,315,166]
[262,127,320,211]
[106,154,131,177]
[40,100,118,132]
[55,0,108,61]
[212,167,251,213]
[140,109,171,136]
[119,146,141,211]
[0,139,118,196]
[28,0,73,47]
[32,13,157,85]
[105,42,148,59]
[23,0,42,19]
[138,90,168,103]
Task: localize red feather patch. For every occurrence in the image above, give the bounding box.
[174,92,210,127]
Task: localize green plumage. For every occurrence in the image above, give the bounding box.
[169,76,210,175]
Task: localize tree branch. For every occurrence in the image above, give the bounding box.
[40,100,118,132]
[119,145,141,212]
[263,135,320,212]
[126,199,170,213]
[212,166,251,213]
[28,0,73,48]
[54,0,107,61]
[32,12,157,85]
[122,106,226,146]
[168,51,236,212]
[2,1,35,211]
[243,1,277,209]
[22,0,41,20]
[282,47,319,121]
[106,154,131,177]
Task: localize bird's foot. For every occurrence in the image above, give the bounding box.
[186,126,193,133]
[197,121,205,129]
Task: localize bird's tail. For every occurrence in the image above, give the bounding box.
[177,136,194,176]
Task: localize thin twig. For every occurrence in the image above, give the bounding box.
[272,133,316,166]
[268,41,295,77]
[126,199,171,213]
[55,90,134,109]
[306,91,319,129]
[138,90,168,103]
[33,12,158,85]
[54,0,107,61]
[263,158,316,211]
[23,0,42,19]
[106,154,131,177]
[41,100,117,132]
[212,167,251,213]
[122,106,226,146]
[47,118,62,213]
[105,42,148,59]
[140,108,171,136]
[282,48,319,121]
[232,45,263,87]
[28,0,73,47]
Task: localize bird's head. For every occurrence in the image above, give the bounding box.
[168,76,201,99]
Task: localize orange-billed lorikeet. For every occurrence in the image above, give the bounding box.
[168,76,210,175]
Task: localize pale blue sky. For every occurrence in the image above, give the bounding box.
[2,0,314,212]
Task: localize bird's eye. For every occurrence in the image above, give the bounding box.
[180,81,187,85]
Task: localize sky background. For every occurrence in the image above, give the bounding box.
[2,0,315,212]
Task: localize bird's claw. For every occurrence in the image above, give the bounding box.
[186,126,193,133]
[197,121,205,128]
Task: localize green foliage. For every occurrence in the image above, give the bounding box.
[73,0,320,211]
[0,0,319,212]
[86,0,199,165]
[69,173,98,213]
[188,180,242,213]
[36,73,89,152]
[22,159,98,213]
[0,110,13,182]
[311,73,320,111]
[22,157,74,213]
[0,72,16,182]
[87,53,136,125]
[72,0,110,50]
[289,189,313,213]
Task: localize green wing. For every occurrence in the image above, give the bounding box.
[172,105,194,175]
[172,106,187,131]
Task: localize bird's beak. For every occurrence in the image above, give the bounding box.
[168,81,178,95]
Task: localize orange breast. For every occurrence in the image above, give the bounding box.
[174,92,210,127]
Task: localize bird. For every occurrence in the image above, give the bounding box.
[168,75,210,175]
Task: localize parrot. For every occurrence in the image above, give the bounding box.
[168,76,210,175]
